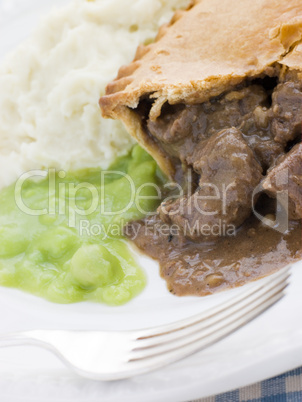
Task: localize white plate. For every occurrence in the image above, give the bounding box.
[0,1,302,401]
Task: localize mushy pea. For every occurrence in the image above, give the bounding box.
[0,146,165,305]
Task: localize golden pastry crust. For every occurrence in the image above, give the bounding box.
[100,0,302,177]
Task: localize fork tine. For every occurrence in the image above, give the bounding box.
[131,269,289,355]
[125,285,286,377]
[129,276,288,361]
[63,281,286,381]
[134,267,290,342]
[127,291,285,377]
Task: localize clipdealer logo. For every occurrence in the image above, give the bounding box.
[13,167,290,237]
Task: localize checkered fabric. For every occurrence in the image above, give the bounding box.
[195,367,302,402]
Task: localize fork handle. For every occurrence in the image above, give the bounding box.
[0,332,37,348]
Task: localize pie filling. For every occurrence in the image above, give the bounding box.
[126,67,302,296]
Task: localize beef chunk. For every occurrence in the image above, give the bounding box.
[147,104,206,161]
[271,81,302,144]
[158,128,263,240]
[251,139,284,171]
[147,104,205,145]
[262,143,302,220]
[201,86,267,135]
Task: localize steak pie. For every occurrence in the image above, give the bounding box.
[100,0,302,296]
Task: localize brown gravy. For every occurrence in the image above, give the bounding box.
[125,216,302,296]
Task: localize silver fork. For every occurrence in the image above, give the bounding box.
[0,267,290,381]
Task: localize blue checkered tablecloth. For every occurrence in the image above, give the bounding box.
[195,367,302,402]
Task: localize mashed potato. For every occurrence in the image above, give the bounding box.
[0,0,189,188]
